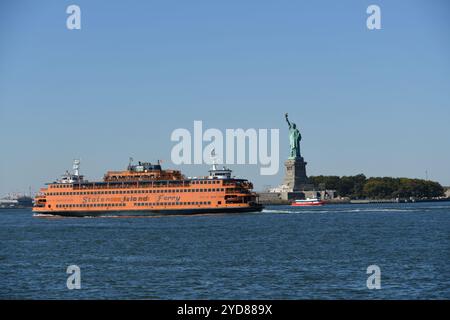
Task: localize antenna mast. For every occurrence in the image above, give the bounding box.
[73,159,80,176]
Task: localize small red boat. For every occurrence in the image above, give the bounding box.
[291,198,325,207]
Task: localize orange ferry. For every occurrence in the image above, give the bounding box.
[33,159,263,217]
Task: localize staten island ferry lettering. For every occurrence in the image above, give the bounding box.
[33,158,263,217]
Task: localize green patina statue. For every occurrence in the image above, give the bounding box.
[285,113,302,159]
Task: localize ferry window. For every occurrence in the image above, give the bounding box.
[218,201,221,205]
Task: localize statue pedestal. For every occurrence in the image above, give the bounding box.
[283,157,312,192]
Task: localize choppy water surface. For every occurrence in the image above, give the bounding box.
[0,202,449,299]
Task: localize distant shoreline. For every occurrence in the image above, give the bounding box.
[258,196,450,206]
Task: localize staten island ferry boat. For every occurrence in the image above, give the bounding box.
[33,159,263,217]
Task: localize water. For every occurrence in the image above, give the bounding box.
[0,202,449,299]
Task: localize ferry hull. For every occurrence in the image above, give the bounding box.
[291,201,324,207]
[34,205,264,217]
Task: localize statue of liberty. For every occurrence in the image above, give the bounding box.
[285,113,302,159]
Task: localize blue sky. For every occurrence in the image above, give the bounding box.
[1,0,449,195]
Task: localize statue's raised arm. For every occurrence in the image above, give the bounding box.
[285,113,291,128]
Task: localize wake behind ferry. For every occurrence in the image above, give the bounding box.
[33,159,263,217]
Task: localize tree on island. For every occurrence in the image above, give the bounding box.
[309,175,445,200]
